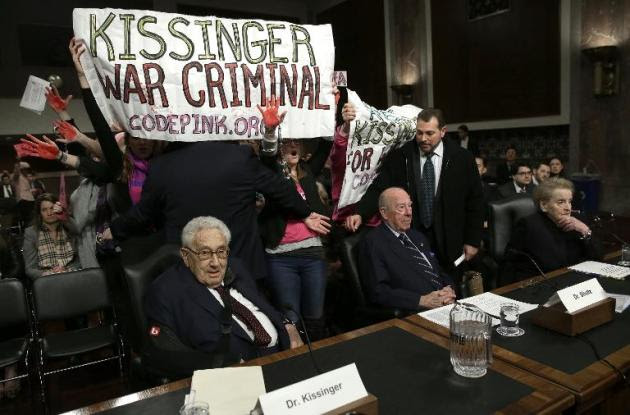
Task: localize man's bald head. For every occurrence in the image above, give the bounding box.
[379,187,413,232]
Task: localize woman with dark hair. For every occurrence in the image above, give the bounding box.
[257,98,332,340]
[22,193,81,279]
[549,157,565,178]
[501,178,602,285]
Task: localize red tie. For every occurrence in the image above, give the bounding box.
[215,286,271,346]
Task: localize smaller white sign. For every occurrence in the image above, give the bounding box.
[20,75,50,115]
[557,278,607,314]
[255,363,367,415]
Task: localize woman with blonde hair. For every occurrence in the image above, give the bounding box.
[501,177,602,285]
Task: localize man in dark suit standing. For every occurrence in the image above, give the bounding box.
[456,124,479,156]
[0,173,17,230]
[359,188,455,310]
[106,141,330,280]
[145,216,302,364]
[347,108,484,274]
[495,145,518,185]
[495,162,535,200]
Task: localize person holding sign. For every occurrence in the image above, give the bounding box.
[501,178,602,285]
[257,97,332,340]
[358,187,455,310]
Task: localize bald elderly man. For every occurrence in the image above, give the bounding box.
[358,188,455,310]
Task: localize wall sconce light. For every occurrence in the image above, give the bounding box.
[390,84,414,105]
[582,45,619,96]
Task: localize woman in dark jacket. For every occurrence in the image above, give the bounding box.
[257,99,332,340]
[501,178,602,285]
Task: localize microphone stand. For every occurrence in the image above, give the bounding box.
[283,304,322,375]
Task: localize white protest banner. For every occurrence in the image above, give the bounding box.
[337,89,421,208]
[72,8,335,142]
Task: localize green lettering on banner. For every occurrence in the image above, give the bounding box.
[168,17,194,61]
[194,20,216,60]
[267,24,288,64]
[138,16,167,60]
[119,14,136,60]
[216,20,242,61]
[242,21,267,64]
[290,25,316,65]
[90,12,116,61]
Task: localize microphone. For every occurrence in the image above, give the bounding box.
[506,248,558,296]
[283,304,321,375]
[610,232,628,245]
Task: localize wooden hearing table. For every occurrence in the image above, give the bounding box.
[406,251,630,413]
[63,319,573,414]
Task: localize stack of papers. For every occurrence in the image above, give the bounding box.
[569,261,630,280]
[418,292,538,328]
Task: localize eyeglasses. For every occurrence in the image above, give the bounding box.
[515,171,532,176]
[184,247,229,261]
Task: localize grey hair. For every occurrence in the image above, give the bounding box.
[181,216,231,248]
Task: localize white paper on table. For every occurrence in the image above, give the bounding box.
[569,261,630,280]
[20,75,50,114]
[190,366,265,415]
[606,292,630,313]
[418,292,538,328]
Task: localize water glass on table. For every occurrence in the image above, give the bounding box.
[496,303,525,337]
[618,243,630,267]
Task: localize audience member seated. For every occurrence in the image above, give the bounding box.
[145,216,303,364]
[532,161,550,186]
[495,145,518,185]
[358,188,455,310]
[495,162,534,199]
[501,178,602,285]
[22,193,81,279]
[549,157,566,178]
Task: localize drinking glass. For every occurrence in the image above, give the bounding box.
[496,303,525,337]
[617,243,630,267]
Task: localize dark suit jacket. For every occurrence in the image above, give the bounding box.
[501,211,602,285]
[495,161,515,185]
[0,184,16,213]
[358,223,453,310]
[456,136,479,156]
[496,181,534,200]
[111,142,311,279]
[357,138,484,268]
[145,258,290,363]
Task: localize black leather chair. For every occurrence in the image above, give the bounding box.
[122,244,181,354]
[340,232,413,328]
[0,278,33,395]
[32,268,124,407]
[488,194,537,262]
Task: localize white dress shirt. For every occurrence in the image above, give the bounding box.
[208,285,279,347]
[419,140,444,194]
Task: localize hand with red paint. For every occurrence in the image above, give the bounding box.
[45,86,72,113]
[257,96,287,131]
[53,120,78,142]
[19,135,60,160]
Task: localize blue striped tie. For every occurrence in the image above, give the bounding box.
[420,153,435,228]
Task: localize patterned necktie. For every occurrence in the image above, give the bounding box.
[398,233,441,289]
[215,286,271,346]
[420,153,435,228]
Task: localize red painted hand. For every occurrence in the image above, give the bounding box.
[13,143,39,159]
[19,135,60,160]
[45,86,72,112]
[53,120,78,141]
[257,96,287,129]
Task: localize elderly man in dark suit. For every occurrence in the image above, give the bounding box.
[347,108,484,275]
[495,162,535,200]
[106,141,330,280]
[359,188,455,310]
[145,216,303,364]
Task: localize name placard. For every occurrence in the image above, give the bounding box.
[557,278,606,314]
[254,363,367,415]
